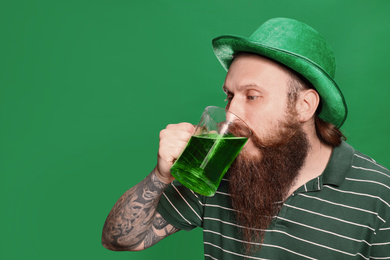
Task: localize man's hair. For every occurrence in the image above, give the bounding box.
[287,70,346,147]
[232,52,346,147]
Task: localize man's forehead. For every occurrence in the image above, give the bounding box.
[222,59,292,95]
[231,53,296,79]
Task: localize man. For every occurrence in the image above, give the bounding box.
[102,18,390,259]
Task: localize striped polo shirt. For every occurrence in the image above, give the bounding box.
[157,141,390,259]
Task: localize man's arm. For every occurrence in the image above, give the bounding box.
[101,123,195,251]
[102,169,180,251]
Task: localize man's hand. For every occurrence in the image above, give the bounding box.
[155,123,195,184]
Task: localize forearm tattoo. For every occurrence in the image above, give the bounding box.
[102,171,179,250]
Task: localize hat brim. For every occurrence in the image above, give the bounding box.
[212,35,347,128]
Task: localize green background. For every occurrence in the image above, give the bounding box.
[1,0,389,259]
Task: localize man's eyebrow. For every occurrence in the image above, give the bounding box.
[222,84,266,94]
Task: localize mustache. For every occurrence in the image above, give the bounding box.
[227,118,301,150]
[223,120,252,138]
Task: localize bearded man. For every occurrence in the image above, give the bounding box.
[102,18,390,259]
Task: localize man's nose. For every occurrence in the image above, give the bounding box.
[226,98,245,122]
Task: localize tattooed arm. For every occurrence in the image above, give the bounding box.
[102,169,180,251]
[102,123,194,251]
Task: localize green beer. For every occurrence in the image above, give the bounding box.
[171,133,248,196]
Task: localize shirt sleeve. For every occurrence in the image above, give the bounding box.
[370,215,390,257]
[157,180,204,231]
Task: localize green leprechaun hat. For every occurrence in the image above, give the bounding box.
[212,17,347,128]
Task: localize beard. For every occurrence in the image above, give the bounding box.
[228,112,309,254]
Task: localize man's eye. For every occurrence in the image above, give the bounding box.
[247,96,258,100]
[225,96,233,102]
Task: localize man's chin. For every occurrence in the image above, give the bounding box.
[240,140,262,160]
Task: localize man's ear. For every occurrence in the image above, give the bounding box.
[296,89,320,123]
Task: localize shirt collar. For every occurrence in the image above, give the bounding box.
[322,141,354,187]
[292,141,354,195]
